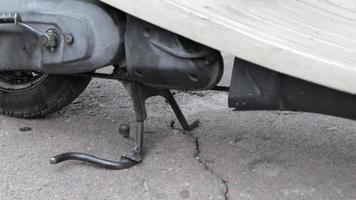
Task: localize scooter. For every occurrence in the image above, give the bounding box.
[1,0,356,170]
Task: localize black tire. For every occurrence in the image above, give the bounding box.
[0,73,91,119]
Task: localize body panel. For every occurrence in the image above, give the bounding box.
[0,0,124,74]
[101,0,356,94]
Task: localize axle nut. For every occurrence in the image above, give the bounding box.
[40,29,60,51]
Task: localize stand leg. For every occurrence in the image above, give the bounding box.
[50,83,147,170]
[50,85,199,170]
[164,91,199,131]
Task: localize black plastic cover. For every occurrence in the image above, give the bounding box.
[125,16,224,90]
[229,58,356,120]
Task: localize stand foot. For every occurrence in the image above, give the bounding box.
[50,153,138,170]
[50,121,145,170]
[50,84,146,170]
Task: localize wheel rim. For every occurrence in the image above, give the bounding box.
[0,71,48,92]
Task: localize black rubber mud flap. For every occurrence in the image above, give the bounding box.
[229,58,356,120]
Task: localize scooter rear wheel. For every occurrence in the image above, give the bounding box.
[0,72,91,119]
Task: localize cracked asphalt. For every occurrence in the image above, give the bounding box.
[1,55,356,199]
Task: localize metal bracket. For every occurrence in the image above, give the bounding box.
[50,76,199,170]
[0,13,18,24]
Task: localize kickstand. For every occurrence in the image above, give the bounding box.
[50,83,199,170]
[162,91,200,131]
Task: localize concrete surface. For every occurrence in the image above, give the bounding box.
[1,55,356,200]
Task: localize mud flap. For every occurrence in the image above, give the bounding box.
[229,58,356,120]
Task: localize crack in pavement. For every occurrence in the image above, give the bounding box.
[191,134,230,200]
[170,117,230,199]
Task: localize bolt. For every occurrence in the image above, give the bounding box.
[40,29,60,51]
[39,35,49,46]
[64,34,74,45]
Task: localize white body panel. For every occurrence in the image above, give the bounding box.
[101,0,356,94]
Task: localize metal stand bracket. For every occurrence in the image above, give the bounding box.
[50,82,199,170]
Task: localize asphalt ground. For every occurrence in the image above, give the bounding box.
[1,55,355,200]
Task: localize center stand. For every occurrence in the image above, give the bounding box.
[50,76,199,170]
